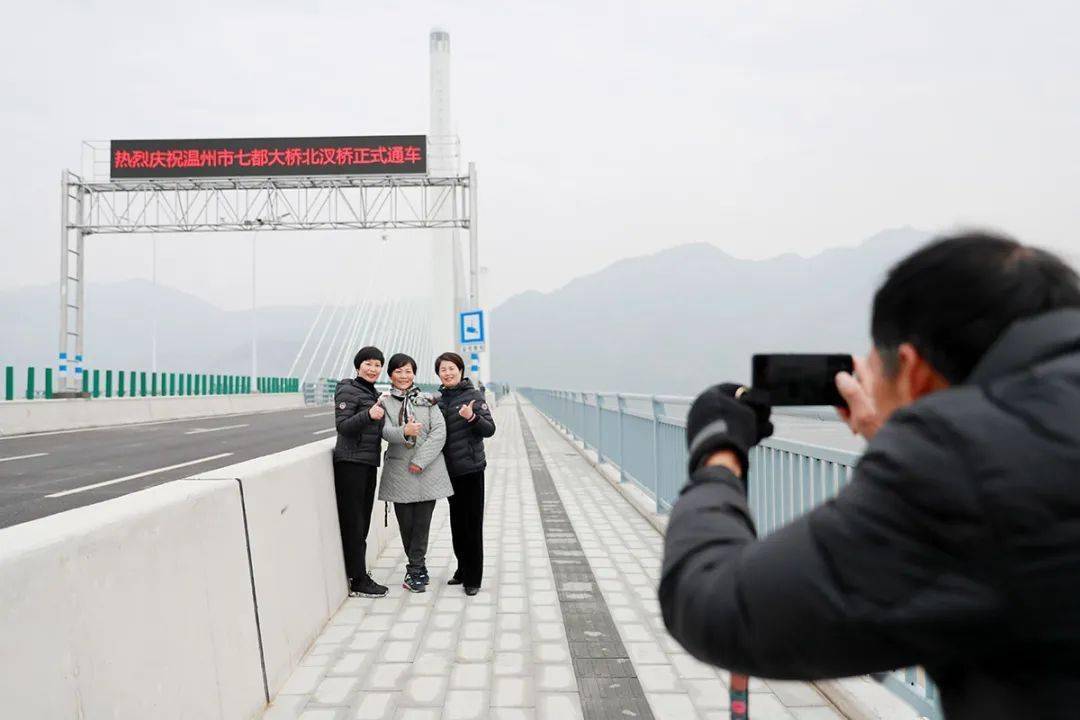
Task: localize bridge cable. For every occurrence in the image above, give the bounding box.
[287,296,328,378]
[300,295,343,386]
[316,289,359,382]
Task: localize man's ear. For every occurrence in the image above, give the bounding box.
[896,342,950,400]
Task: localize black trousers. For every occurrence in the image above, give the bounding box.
[333,461,378,580]
[395,500,436,575]
[449,470,486,587]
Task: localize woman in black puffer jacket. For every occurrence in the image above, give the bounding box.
[333,346,389,598]
[434,352,496,595]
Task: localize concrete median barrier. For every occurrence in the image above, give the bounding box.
[0,392,306,436]
[0,479,267,720]
[0,432,401,716]
[190,438,400,699]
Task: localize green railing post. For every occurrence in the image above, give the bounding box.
[105,370,113,398]
[140,372,147,397]
[81,370,89,394]
[130,371,136,398]
[151,373,158,396]
[26,367,36,400]
[118,371,125,398]
[92,369,101,398]
[169,373,176,396]
[187,373,192,396]
[5,366,14,401]
[45,368,54,399]
[178,373,184,396]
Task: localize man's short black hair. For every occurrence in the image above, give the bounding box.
[353,346,384,370]
[872,231,1080,383]
[386,353,417,375]
[435,351,465,375]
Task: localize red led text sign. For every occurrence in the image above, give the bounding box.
[110,135,427,179]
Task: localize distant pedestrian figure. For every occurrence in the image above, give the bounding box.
[378,353,453,593]
[435,352,496,596]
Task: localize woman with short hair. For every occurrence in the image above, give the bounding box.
[435,352,496,596]
[378,352,453,593]
[333,346,389,598]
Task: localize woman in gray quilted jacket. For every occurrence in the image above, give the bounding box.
[378,352,453,592]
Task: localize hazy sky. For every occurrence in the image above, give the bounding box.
[2,0,1077,311]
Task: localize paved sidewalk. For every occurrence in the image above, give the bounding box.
[264,398,845,720]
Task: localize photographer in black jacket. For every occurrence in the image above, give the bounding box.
[660,232,1080,720]
[333,346,389,598]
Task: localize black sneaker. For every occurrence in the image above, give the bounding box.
[464,586,479,596]
[447,571,463,586]
[403,572,426,593]
[350,574,388,598]
[417,567,430,586]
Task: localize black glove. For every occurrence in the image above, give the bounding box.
[686,383,774,475]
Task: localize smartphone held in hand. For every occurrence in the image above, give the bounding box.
[752,353,854,408]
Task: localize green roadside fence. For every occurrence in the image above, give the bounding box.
[2,364,300,401]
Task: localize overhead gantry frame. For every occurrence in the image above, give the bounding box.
[58,164,478,394]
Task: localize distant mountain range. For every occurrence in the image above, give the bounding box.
[1,227,930,394]
[489,227,931,396]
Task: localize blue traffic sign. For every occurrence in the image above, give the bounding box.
[459,309,485,346]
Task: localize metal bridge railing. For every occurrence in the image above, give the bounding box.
[518,386,943,720]
[2,364,299,401]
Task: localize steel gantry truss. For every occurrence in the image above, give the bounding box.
[58,165,478,394]
[66,170,471,234]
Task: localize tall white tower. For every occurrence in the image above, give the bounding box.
[428,29,465,359]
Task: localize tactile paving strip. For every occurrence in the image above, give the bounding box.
[517,401,656,720]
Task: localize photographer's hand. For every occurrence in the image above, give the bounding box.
[703,449,744,477]
[686,384,773,476]
[835,356,883,439]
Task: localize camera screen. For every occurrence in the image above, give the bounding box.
[752,354,853,407]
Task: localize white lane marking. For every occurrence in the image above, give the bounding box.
[304,412,326,418]
[45,453,234,498]
[0,452,49,463]
[184,423,250,435]
[313,428,336,435]
[0,406,313,442]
